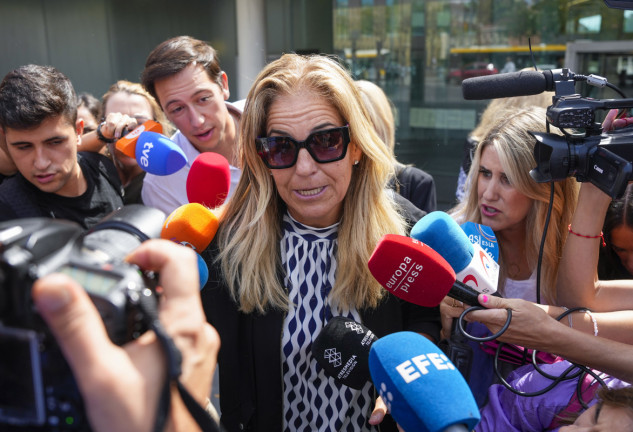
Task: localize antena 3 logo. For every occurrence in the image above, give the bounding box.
[385,256,423,294]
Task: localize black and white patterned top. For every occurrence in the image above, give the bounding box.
[281,212,374,431]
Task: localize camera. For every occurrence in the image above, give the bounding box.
[0,205,165,431]
[528,68,633,198]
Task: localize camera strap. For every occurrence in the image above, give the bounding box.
[137,291,224,432]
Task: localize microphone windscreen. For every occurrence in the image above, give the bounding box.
[311,316,378,390]
[462,70,547,100]
[369,332,480,432]
[460,221,499,263]
[410,211,473,273]
[368,234,456,307]
[135,131,188,176]
[196,252,209,289]
[161,203,219,252]
[186,152,231,209]
[115,120,163,158]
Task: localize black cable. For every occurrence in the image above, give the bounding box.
[536,181,555,305]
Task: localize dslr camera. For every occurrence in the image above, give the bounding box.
[529,68,633,199]
[0,205,165,431]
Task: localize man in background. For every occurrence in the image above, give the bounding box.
[141,36,243,214]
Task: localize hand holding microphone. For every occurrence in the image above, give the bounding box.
[115,121,188,176]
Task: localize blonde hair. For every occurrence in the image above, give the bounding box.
[356,80,396,151]
[217,54,407,313]
[101,80,174,136]
[451,107,578,303]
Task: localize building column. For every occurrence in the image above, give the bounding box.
[236,0,267,100]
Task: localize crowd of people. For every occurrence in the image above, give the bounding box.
[1,28,633,432]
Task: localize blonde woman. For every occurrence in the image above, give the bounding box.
[450,107,578,304]
[201,54,438,432]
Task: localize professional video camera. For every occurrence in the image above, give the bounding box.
[462,67,633,199]
[0,205,165,431]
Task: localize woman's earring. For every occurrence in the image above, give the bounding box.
[354,160,359,165]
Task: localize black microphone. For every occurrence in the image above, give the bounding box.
[462,69,555,100]
[311,316,378,390]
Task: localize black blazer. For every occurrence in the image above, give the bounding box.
[200,196,438,431]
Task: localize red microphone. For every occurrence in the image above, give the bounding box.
[186,152,231,209]
[161,203,219,252]
[368,234,480,307]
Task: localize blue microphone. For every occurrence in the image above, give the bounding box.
[135,131,188,176]
[460,221,499,263]
[196,252,209,289]
[368,332,480,432]
[410,211,499,295]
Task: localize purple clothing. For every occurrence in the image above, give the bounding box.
[476,361,629,431]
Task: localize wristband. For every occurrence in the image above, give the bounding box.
[568,224,606,247]
[96,122,116,143]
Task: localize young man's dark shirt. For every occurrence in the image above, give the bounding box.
[0,152,123,229]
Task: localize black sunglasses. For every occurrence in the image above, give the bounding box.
[256,125,350,169]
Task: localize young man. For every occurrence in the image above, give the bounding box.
[0,64,123,229]
[140,36,243,214]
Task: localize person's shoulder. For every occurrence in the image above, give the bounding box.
[227,99,245,115]
[393,192,426,228]
[397,165,434,185]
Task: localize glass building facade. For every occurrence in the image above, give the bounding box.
[332,0,633,208]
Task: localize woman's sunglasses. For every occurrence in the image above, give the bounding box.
[256,125,350,169]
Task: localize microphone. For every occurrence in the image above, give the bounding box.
[133,131,188,176]
[460,221,499,263]
[161,203,219,253]
[311,316,378,390]
[410,211,499,295]
[462,69,554,100]
[115,119,164,158]
[368,234,480,307]
[186,153,231,209]
[195,252,209,288]
[368,331,480,432]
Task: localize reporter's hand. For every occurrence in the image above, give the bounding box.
[466,294,554,350]
[32,239,220,432]
[439,296,466,339]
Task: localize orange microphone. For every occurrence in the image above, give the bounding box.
[115,119,163,158]
[161,203,219,252]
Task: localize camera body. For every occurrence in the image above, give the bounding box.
[528,69,633,198]
[0,205,165,431]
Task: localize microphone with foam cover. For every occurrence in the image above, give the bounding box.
[161,203,219,253]
[410,211,499,295]
[115,120,164,158]
[462,69,553,100]
[311,316,378,390]
[368,331,480,432]
[134,131,188,176]
[368,234,480,307]
[195,252,209,288]
[186,152,231,209]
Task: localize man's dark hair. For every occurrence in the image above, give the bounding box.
[0,64,77,130]
[141,35,224,104]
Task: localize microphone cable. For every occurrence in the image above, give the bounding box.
[457,303,606,405]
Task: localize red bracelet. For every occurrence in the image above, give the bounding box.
[568,224,606,247]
